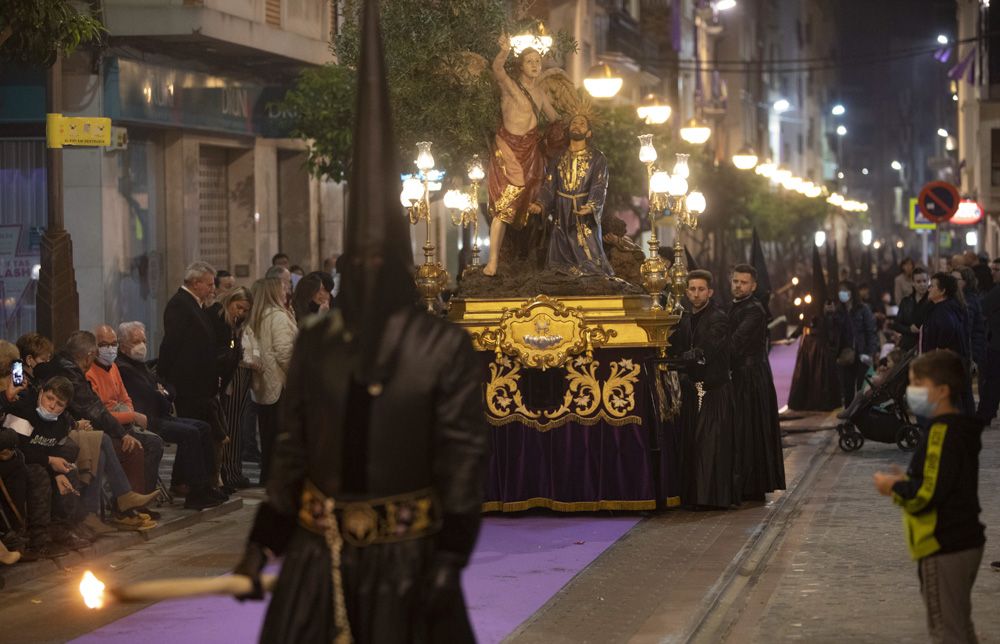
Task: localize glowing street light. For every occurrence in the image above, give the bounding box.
[679,118,712,145]
[584,62,623,99]
[637,94,672,125]
[861,229,873,246]
[891,160,903,171]
[937,34,949,45]
[773,98,791,113]
[862,168,869,176]
[836,125,847,136]
[732,146,759,170]
[937,128,949,138]
[714,0,737,11]
[831,104,846,116]
[814,231,827,248]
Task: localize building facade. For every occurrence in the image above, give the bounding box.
[0,0,344,347]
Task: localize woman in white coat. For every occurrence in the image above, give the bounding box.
[243,277,297,484]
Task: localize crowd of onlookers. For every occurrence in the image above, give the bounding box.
[824,251,999,418]
[0,253,336,564]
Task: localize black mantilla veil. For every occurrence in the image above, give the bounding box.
[338,0,418,384]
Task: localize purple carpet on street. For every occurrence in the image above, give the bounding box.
[69,516,639,644]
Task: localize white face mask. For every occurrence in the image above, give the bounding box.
[906,386,935,418]
[838,290,850,304]
[96,346,118,367]
[36,406,59,422]
[129,343,148,361]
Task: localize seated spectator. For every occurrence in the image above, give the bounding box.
[0,340,29,558]
[15,332,53,385]
[115,321,225,509]
[6,377,89,556]
[34,331,159,501]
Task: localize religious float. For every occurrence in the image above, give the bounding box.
[398,32,708,513]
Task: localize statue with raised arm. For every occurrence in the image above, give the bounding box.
[485,35,572,277]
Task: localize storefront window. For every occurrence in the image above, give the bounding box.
[0,139,45,341]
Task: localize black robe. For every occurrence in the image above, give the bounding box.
[686,302,738,508]
[729,297,786,499]
[248,307,487,644]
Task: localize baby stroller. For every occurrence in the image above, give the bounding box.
[836,348,921,452]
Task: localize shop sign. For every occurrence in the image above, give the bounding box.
[104,58,293,137]
[951,199,984,226]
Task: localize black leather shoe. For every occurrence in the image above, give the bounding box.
[207,488,230,502]
[184,492,224,511]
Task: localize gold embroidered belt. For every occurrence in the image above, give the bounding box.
[298,480,441,547]
[557,190,589,213]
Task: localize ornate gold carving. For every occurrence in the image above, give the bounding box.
[473,295,616,371]
[602,358,642,419]
[485,355,642,431]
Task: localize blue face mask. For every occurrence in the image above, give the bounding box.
[906,386,935,418]
[36,406,59,422]
[838,291,850,304]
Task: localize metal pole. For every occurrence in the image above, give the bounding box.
[37,52,80,345]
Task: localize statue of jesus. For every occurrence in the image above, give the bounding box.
[484,35,560,276]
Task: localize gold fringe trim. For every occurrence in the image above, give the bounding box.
[482,497,656,513]
[487,411,642,431]
[664,496,681,508]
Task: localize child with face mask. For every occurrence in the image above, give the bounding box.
[873,349,985,644]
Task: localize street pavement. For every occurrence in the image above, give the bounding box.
[724,419,1000,644]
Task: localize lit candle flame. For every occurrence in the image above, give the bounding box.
[80,570,106,609]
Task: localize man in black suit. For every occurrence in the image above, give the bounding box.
[157,262,226,480]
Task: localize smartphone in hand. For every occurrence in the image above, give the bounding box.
[11,360,24,387]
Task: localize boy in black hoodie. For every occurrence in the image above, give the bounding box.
[874,349,985,643]
[4,376,90,555]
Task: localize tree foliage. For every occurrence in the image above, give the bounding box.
[0,0,104,65]
[276,0,577,183]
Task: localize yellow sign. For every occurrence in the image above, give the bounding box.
[908,197,937,231]
[46,114,112,148]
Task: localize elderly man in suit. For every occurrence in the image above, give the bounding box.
[157,262,227,482]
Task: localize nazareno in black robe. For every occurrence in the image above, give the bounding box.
[248,307,488,644]
[729,297,787,499]
[685,301,739,508]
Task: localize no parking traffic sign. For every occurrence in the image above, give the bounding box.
[917,181,960,223]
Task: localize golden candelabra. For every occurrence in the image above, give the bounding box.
[636,137,705,313]
[402,141,449,312]
[445,155,486,277]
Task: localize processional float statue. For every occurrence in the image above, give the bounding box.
[483,34,613,280]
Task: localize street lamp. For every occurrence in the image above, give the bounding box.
[937,34,949,45]
[713,0,737,10]
[814,231,827,248]
[584,62,623,99]
[831,104,846,116]
[966,231,979,246]
[755,159,776,177]
[836,125,847,136]
[862,229,873,246]
[862,168,869,175]
[773,98,791,113]
[937,128,949,138]
[732,145,759,170]
[891,160,902,171]
[679,118,712,145]
[637,94,672,125]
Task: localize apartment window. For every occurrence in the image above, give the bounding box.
[265,0,281,27]
[991,129,1000,186]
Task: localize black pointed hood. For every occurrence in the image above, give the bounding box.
[338,0,417,380]
[811,244,828,309]
[750,228,772,302]
[825,242,840,291]
[684,246,698,271]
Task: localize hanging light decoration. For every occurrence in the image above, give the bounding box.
[510,22,553,56]
[731,145,759,170]
[584,62,623,98]
[636,94,672,125]
[755,160,776,178]
[679,117,712,145]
